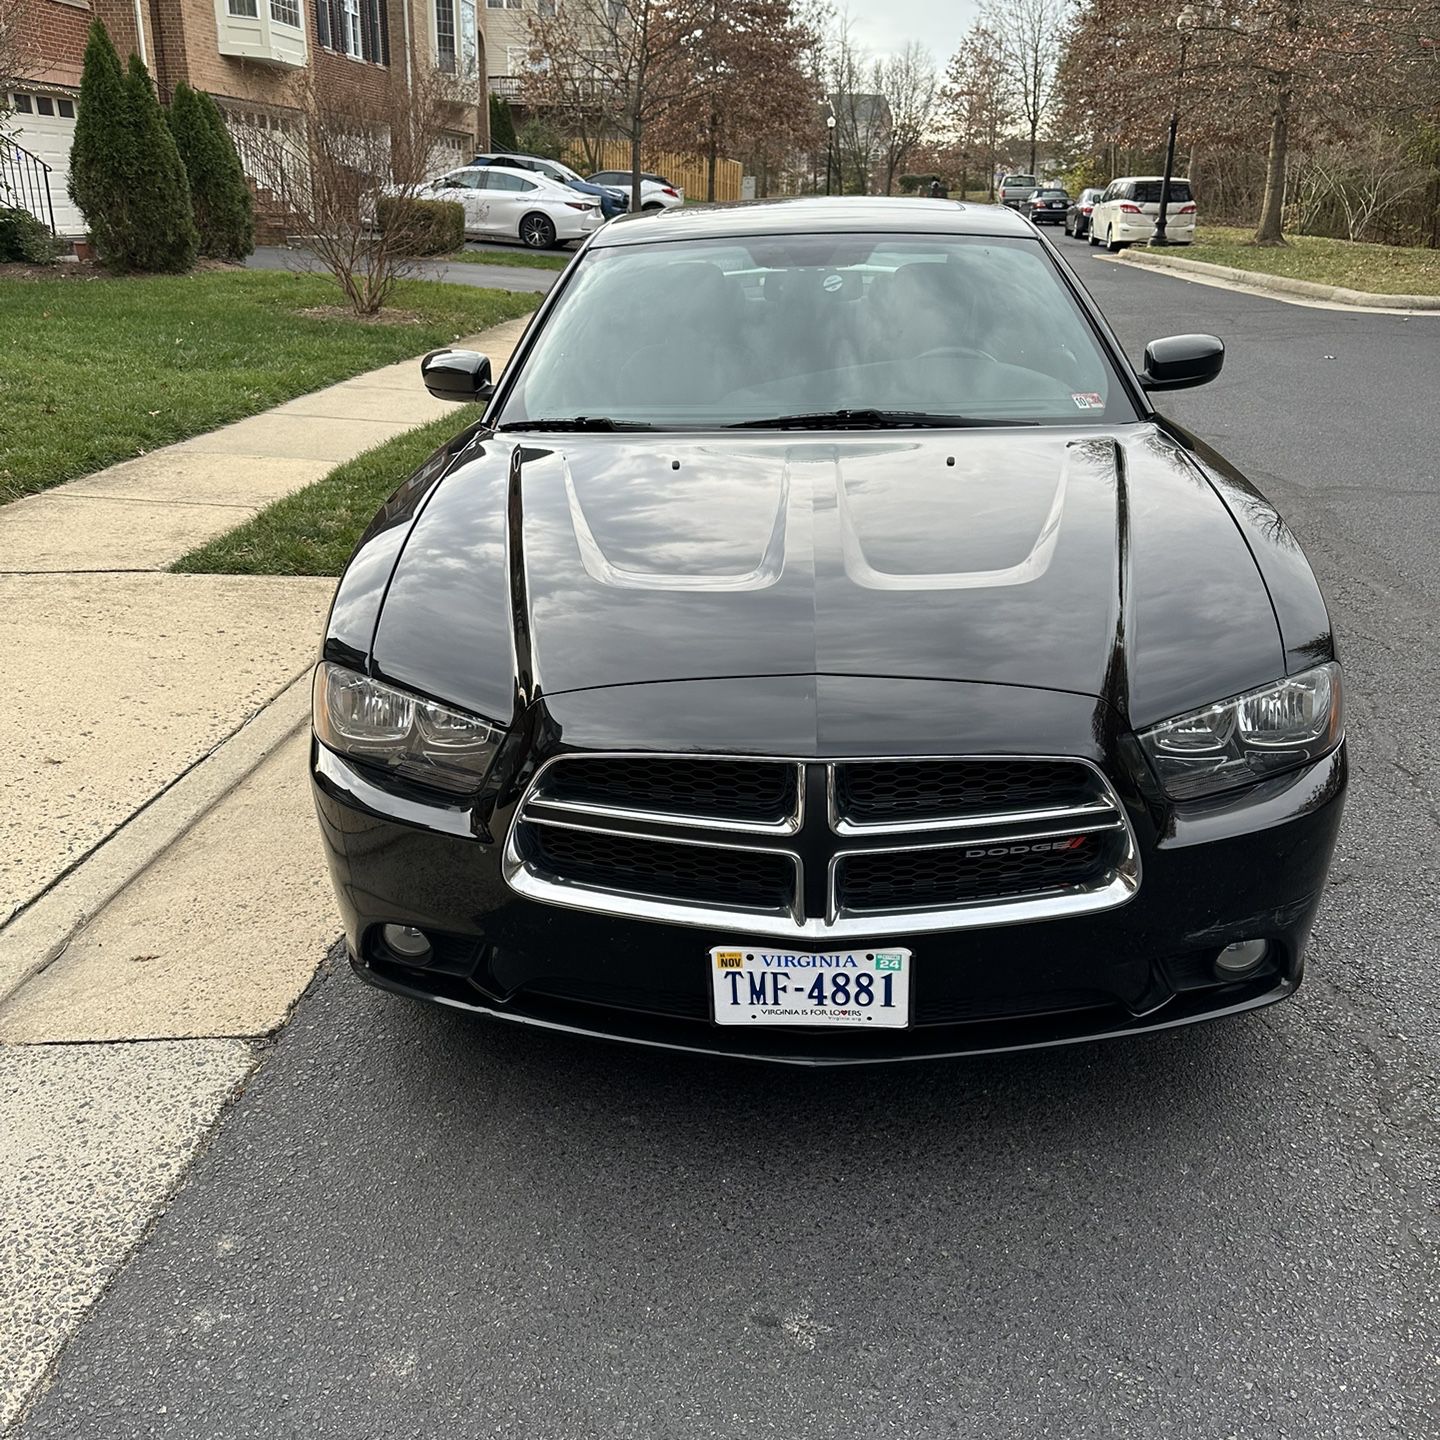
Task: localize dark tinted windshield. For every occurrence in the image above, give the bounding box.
[1004,175,1038,189]
[1132,181,1193,203]
[498,233,1134,428]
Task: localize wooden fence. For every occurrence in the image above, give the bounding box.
[563,140,744,202]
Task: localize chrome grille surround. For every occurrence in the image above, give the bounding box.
[504,752,1140,939]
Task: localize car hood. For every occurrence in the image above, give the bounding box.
[369,424,1286,729]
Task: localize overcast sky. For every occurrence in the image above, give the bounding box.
[846,0,984,66]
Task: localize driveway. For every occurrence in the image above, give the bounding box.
[245,245,559,294]
[13,252,1439,1440]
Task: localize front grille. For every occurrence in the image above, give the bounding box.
[839,837,1112,912]
[524,823,795,914]
[538,756,797,826]
[835,758,1098,825]
[506,753,1138,938]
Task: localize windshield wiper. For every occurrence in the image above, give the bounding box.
[725,409,1039,430]
[497,417,658,432]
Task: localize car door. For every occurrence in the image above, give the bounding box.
[1092,183,1117,235]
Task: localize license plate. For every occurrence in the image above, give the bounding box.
[710,947,911,1028]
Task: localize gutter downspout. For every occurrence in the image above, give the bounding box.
[133,0,149,66]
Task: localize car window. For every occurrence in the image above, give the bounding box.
[487,172,532,192]
[1131,180,1193,204]
[498,234,1137,429]
[443,170,485,190]
[590,172,621,184]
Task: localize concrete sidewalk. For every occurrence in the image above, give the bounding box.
[0,313,531,1432]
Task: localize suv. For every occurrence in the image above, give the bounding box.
[1089,176,1197,250]
[998,173,1040,208]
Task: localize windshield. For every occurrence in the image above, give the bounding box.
[1132,181,1193,204]
[497,233,1134,430]
[1005,175,1038,188]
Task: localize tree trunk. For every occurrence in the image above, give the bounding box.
[1255,80,1291,245]
[1028,124,1037,175]
[706,112,717,202]
[630,126,643,214]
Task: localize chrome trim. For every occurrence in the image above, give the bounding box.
[524,753,804,836]
[503,751,1142,938]
[508,813,804,925]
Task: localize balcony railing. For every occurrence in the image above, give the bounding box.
[1,137,57,235]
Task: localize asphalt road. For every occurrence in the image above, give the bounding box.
[16,251,1439,1439]
[245,244,558,293]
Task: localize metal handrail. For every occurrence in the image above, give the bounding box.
[1,137,57,236]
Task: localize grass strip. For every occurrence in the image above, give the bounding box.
[1184,225,1440,297]
[172,407,479,576]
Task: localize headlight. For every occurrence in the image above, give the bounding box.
[1137,662,1342,800]
[313,662,503,796]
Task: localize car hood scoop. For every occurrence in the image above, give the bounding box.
[518,431,1127,698]
[372,425,1285,728]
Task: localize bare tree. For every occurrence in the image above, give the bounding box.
[247,64,461,315]
[825,17,889,193]
[875,41,938,194]
[1,0,33,128]
[943,25,1014,200]
[983,0,1066,173]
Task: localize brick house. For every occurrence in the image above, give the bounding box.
[4,0,493,238]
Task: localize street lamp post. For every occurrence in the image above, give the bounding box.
[825,110,837,196]
[1151,3,1199,247]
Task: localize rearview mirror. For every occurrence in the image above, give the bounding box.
[421,349,494,403]
[1140,334,1224,391]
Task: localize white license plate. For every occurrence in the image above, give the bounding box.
[709,947,911,1028]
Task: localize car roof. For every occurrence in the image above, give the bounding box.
[593,195,1034,247]
[469,162,563,185]
[1111,175,1192,184]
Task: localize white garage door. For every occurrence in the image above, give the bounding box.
[4,90,83,236]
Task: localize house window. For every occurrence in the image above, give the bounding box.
[434,0,456,70]
[11,94,33,112]
[537,0,555,14]
[313,0,330,44]
[58,98,76,117]
[486,0,502,8]
[361,0,389,62]
[458,0,477,72]
[35,96,55,115]
[270,0,300,25]
[227,0,259,15]
[340,0,362,55]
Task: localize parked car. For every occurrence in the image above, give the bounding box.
[312,197,1346,1065]
[998,172,1040,208]
[413,165,603,248]
[473,151,627,221]
[587,170,684,210]
[1089,176,1197,250]
[1020,185,1070,225]
[1064,187,1104,239]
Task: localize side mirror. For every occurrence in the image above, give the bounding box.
[421,348,494,403]
[1140,333,1224,391]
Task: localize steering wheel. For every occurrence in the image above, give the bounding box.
[915,345,998,365]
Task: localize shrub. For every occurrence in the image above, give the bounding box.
[168,82,255,260]
[0,206,62,263]
[489,94,518,152]
[515,116,564,161]
[68,21,199,272]
[376,196,465,255]
[122,56,199,272]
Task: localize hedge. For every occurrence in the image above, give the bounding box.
[0,206,62,263]
[377,196,466,256]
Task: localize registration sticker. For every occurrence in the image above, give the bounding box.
[709,947,911,1028]
[1071,392,1105,410]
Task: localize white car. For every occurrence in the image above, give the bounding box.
[413,165,603,248]
[586,170,684,211]
[1089,176,1197,251]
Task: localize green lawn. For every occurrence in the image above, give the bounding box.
[173,407,479,575]
[1185,225,1440,296]
[447,247,572,271]
[0,269,539,501]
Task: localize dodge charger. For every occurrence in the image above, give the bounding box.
[310,197,1347,1064]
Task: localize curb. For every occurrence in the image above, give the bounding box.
[0,669,312,1006]
[1116,249,1440,311]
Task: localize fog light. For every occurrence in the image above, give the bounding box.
[382,924,432,962]
[1215,938,1269,977]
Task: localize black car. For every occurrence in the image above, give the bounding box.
[1065,186,1104,239]
[1021,186,1070,224]
[312,197,1347,1065]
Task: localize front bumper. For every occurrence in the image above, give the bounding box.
[312,741,1346,1065]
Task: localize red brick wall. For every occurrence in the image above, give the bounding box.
[15,0,95,90]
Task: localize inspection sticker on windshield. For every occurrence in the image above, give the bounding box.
[710,948,911,1028]
[1071,392,1104,410]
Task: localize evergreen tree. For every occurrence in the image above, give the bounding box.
[168,83,254,260]
[123,55,198,271]
[489,93,519,152]
[68,20,131,264]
